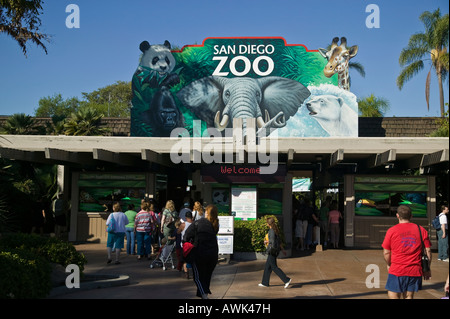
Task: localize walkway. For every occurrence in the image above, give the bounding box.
[49,243,448,300]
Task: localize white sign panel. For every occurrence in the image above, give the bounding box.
[217,235,233,254]
[218,216,234,234]
[231,187,257,220]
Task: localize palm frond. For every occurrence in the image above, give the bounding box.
[419,9,441,34]
[438,51,449,80]
[426,69,431,110]
[348,62,366,78]
[397,60,424,89]
[434,14,449,48]
[399,45,428,66]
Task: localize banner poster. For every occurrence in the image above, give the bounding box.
[131,37,359,138]
[231,187,257,220]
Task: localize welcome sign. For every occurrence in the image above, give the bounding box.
[131,37,358,138]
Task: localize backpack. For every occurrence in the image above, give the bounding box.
[52,198,65,216]
[268,233,282,257]
[431,215,441,230]
[164,209,177,226]
[107,213,116,233]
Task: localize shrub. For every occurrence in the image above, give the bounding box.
[234,215,284,252]
[0,233,87,298]
[0,233,87,272]
[0,249,51,299]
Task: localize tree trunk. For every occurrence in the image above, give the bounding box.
[438,72,445,117]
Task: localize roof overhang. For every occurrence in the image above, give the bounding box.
[0,135,448,172]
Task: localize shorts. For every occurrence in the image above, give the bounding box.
[385,274,422,293]
[107,232,125,249]
[295,220,307,238]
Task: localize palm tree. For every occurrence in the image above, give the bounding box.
[45,115,66,135]
[358,94,390,117]
[1,113,36,134]
[397,9,449,117]
[64,107,110,136]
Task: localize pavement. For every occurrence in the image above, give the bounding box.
[49,242,449,300]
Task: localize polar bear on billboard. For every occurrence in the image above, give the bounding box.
[306,94,357,137]
[277,84,358,137]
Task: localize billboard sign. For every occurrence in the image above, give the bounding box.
[131,37,358,138]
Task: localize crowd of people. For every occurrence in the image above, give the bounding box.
[104,193,449,300]
[293,195,342,251]
[105,198,219,299]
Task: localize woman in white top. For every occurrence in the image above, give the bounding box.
[192,201,205,221]
[106,202,129,264]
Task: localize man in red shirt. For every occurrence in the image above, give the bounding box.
[382,205,432,299]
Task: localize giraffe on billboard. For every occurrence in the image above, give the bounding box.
[318,37,358,91]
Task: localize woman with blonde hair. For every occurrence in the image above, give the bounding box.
[183,204,219,299]
[161,200,178,244]
[106,202,129,264]
[192,201,204,221]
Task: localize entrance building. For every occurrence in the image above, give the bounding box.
[1,118,447,250]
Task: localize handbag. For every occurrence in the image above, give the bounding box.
[417,224,430,273]
[182,221,198,263]
[107,214,116,233]
[183,242,195,263]
[267,232,281,257]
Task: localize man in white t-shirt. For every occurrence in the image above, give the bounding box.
[437,205,449,262]
[179,202,192,222]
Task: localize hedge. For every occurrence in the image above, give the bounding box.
[0,233,87,299]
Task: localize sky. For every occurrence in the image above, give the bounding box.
[0,0,448,117]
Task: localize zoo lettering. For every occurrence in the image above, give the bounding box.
[212,44,275,77]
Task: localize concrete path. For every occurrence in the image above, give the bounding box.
[49,243,448,300]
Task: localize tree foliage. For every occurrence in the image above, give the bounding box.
[0,0,50,55]
[81,81,132,117]
[35,94,80,118]
[358,94,390,117]
[35,81,132,118]
[429,107,449,137]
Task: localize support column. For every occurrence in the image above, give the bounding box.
[68,172,79,242]
[344,175,355,247]
[283,172,293,255]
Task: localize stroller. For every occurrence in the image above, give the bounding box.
[149,237,175,270]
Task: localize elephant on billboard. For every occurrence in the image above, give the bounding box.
[176,76,311,136]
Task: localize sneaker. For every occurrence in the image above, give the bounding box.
[443,258,449,262]
[258,283,268,287]
[284,278,291,289]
